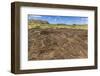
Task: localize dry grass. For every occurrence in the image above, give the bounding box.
[28,24,87,30]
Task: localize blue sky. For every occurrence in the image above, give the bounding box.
[28,15,88,25]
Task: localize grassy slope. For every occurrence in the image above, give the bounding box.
[28,23,88,30]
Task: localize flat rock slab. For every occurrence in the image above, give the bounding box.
[28,28,88,60]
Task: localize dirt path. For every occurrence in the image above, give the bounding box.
[28,28,88,60]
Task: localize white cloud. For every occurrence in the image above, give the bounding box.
[31,15,42,18]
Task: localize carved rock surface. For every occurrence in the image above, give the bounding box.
[28,28,88,60]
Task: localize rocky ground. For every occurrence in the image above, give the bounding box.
[28,28,88,60]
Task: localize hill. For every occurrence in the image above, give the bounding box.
[28,20,87,29]
[28,19,49,25]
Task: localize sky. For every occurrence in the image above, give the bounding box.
[28,15,88,25]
